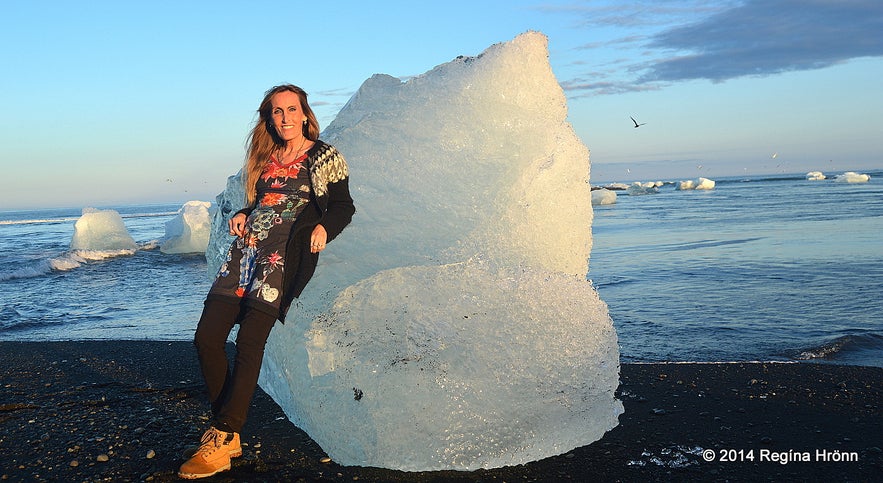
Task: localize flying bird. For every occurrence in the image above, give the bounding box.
[630,116,646,128]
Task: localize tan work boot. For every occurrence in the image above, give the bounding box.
[181,431,242,460]
[177,427,237,479]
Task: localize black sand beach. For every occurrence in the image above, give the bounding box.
[1,340,880,482]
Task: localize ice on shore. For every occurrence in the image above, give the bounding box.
[834,171,870,183]
[70,208,137,253]
[806,171,826,181]
[677,177,715,190]
[209,31,622,471]
[160,201,212,254]
[592,188,617,205]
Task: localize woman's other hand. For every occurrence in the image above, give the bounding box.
[310,224,327,253]
[228,213,247,237]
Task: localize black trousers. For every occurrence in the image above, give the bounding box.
[193,299,276,433]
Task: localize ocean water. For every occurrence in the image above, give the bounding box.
[591,171,883,367]
[0,204,211,340]
[1,171,881,367]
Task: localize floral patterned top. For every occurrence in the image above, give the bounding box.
[208,153,312,312]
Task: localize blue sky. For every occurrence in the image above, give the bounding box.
[2,0,881,209]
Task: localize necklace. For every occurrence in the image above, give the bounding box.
[278,136,307,165]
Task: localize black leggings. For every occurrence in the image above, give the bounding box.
[193,299,276,433]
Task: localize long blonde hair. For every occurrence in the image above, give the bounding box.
[243,84,320,205]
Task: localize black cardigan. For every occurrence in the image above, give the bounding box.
[234,140,355,321]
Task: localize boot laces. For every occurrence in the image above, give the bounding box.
[197,427,227,456]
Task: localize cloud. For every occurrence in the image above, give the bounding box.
[561,78,662,97]
[640,0,883,82]
[534,1,732,29]
[315,87,356,98]
[548,1,738,97]
[575,35,648,51]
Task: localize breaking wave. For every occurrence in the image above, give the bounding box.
[0,246,157,282]
[788,334,883,366]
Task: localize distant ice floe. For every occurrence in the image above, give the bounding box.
[160,200,212,254]
[626,181,661,195]
[677,177,715,191]
[834,171,870,183]
[806,171,826,181]
[603,182,630,191]
[591,188,617,205]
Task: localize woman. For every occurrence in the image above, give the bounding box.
[179,84,355,479]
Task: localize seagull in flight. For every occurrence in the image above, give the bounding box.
[630,116,646,128]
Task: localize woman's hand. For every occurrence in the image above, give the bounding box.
[310,224,328,253]
[228,213,247,237]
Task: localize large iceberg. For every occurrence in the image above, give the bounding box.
[208,31,622,471]
[160,201,212,254]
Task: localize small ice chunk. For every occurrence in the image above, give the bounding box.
[70,208,137,251]
[834,171,870,183]
[604,182,629,190]
[160,201,212,254]
[695,178,715,190]
[677,177,715,190]
[592,188,617,205]
[626,181,659,195]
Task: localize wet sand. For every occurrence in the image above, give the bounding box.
[1,340,880,482]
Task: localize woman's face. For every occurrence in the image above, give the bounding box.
[270,90,307,143]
